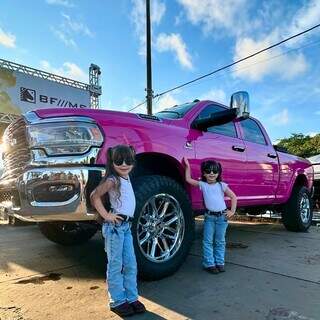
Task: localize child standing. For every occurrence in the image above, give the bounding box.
[91,145,146,317]
[184,157,237,274]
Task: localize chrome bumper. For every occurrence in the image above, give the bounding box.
[0,166,105,222]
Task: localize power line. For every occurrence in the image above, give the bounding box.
[128,99,146,112]
[129,39,320,112]
[179,38,320,91]
[153,23,320,99]
[128,23,320,113]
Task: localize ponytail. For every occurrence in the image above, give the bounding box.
[107,147,113,163]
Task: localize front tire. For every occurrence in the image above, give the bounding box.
[282,186,313,232]
[132,175,194,280]
[38,221,98,246]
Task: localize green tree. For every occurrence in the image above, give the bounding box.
[276,133,320,158]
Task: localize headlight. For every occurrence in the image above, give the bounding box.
[27,121,104,155]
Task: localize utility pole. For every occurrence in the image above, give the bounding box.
[146,0,153,115]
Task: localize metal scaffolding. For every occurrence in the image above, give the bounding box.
[89,64,102,109]
[0,58,102,125]
[0,113,20,124]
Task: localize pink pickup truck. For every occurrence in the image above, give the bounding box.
[0,92,314,280]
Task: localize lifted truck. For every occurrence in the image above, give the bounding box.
[0,92,314,280]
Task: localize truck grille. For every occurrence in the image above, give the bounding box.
[2,117,31,181]
[0,190,14,202]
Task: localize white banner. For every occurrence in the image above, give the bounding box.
[0,67,90,115]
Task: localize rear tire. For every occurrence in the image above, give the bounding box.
[132,175,194,280]
[282,186,313,232]
[38,221,98,246]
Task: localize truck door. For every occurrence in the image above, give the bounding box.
[190,104,247,208]
[238,118,279,205]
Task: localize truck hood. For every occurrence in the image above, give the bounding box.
[34,108,173,126]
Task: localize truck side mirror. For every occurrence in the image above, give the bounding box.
[230,91,250,119]
[192,109,237,131]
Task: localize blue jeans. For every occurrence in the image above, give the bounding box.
[102,221,138,307]
[203,214,228,268]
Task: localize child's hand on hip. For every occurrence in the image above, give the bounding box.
[104,213,124,224]
[225,210,235,219]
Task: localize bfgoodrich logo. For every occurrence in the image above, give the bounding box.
[20,87,36,103]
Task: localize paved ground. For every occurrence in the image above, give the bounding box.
[0,218,320,320]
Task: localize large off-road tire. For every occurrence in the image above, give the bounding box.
[132,175,195,280]
[38,221,98,246]
[282,186,313,232]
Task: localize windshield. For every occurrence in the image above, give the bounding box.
[155,101,198,119]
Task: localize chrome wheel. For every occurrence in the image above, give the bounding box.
[300,193,310,223]
[137,193,185,263]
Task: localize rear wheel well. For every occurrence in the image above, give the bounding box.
[274,174,310,212]
[294,174,308,190]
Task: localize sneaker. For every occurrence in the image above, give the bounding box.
[217,265,225,272]
[130,300,146,313]
[204,266,219,274]
[110,302,135,317]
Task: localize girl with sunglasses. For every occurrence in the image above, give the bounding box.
[183,157,237,274]
[91,145,146,317]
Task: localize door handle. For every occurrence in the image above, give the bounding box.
[267,153,277,159]
[232,145,245,152]
[185,141,193,149]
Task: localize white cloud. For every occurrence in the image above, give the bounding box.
[232,0,320,81]
[177,0,317,82]
[61,13,93,37]
[155,33,193,70]
[307,132,318,137]
[233,35,308,81]
[46,0,74,7]
[51,13,93,48]
[0,27,16,48]
[51,26,77,48]
[131,0,166,55]
[270,109,289,125]
[154,93,180,113]
[151,0,166,24]
[40,60,87,82]
[286,0,320,44]
[282,54,308,79]
[199,88,227,105]
[121,94,180,114]
[174,12,183,26]
[177,0,249,36]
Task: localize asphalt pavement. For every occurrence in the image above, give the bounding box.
[0,218,319,320]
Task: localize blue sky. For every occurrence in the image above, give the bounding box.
[0,0,319,142]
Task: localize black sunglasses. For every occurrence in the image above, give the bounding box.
[203,167,219,174]
[113,157,135,166]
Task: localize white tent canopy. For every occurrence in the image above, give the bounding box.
[308,154,320,164]
[308,155,320,180]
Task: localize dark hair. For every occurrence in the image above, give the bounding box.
[104,144,136,203]
[201,160,222,182]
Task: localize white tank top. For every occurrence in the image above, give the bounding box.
[108,176,136,217]
[199,181,227,212]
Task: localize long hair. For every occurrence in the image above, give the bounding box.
[104,144,136,204]
[201,160,222,182]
